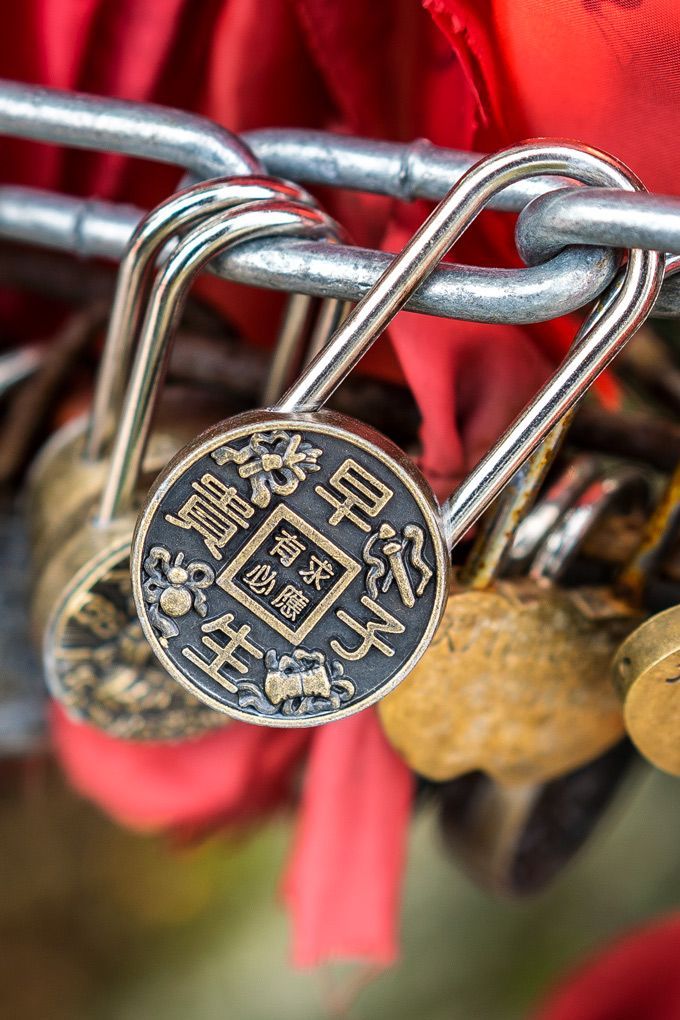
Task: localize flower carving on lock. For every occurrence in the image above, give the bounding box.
[212,430,323,508]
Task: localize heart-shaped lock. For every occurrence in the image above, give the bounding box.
[130,141,663,726]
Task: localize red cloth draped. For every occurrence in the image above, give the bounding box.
[4,0,678,974]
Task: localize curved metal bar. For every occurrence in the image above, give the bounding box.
[85,175,326,461]
[0,187,618,324]
[277,142,652,415]
[245,129,568,210]
[247,130,680,263]
[0,82,678,264]
[0,79,259,177]
[99,200,340,525]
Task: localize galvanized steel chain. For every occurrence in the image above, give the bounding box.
[1,81,680,320]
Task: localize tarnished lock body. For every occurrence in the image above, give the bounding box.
[379,574,637,784]
[132,409,448,724]
[27,386,218,564]
[610,446,680,772]
[379,460,652,783]
[33,515,226,740]
[439,738,634,895]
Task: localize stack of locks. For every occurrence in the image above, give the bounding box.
[0,88,677,899]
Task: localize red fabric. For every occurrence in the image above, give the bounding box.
[52,704,310,831]
[534,915,680,1020]
[282,708,413,967]
[7,0,680,974]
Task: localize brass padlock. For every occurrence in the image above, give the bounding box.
[613,606,680,777]
[378,453,651,783]
[611,461,680,775]
[32,193,340,740]
[438,739,634,896]
[130,142,661,727]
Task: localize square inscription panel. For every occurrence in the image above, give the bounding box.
[217,503,360,644]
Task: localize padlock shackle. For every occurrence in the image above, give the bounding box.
[507,454,603,571]
[261,293,351,406]
[85,175,322,462]
[460,418,572,590]
[467,253,679,574]
[270,140,663,552]
[460,253,635,589]
[529,466,653,582]
[443,241,662,549]
[97,200,341,528]
[276,142,641,415]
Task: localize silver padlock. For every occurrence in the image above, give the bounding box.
[129,141,663,727]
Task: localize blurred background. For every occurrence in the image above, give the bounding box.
[1,757,677,1019]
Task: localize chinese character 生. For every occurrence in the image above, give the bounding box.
[182,612,263,690]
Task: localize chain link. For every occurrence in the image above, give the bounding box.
[1,81,680,319]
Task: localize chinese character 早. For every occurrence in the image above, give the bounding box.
[164,473,254,559]
[316,458,393,532]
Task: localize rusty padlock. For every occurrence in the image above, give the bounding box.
[130,141,661,727]
[378,454,652,783]
[31,194,341,739]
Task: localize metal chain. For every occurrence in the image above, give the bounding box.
[2,81,680,319]
[0,186,616,325]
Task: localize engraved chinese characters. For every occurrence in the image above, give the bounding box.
[132,411,448,725]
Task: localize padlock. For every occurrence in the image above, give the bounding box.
[611,462,680,775]
[506,453,604,573]
[27,174,329,565]
[438,739,635,896]
[378,454,651,783]
[31,195,340,740]
[130,141,662,727]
